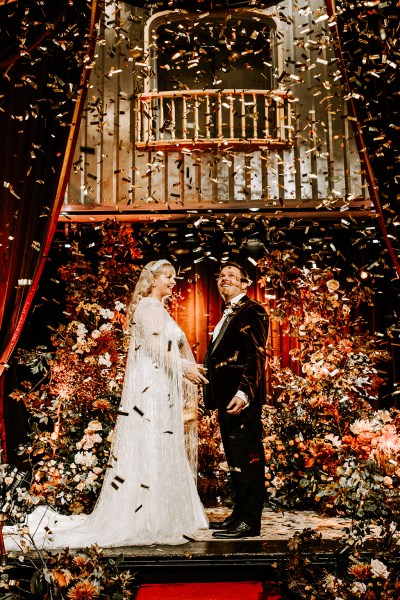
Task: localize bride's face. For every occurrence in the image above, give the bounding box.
[152,266,176,299]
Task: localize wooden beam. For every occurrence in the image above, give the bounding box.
[58,208,375,223]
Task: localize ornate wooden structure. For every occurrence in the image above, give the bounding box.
[62,0,370,220]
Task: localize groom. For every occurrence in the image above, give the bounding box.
[203,262,268,538]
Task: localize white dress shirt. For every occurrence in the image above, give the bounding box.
[212,293,246,342]
[212,293,249,408]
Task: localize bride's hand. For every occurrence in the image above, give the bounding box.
[184,364,208,385]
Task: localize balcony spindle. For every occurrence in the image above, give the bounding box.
[264,95,269,139]
[159,97,164,141]
[182,96,187,140]
[140,100,145,143]
[277,100,284,140]
[217,93,223,139]
[206,94,211,139]
[252,93,257,139]
[229,95,234,139]
[151,96,157,142]
[136,99,141,143]
[171,99,176,141]
[194,95,199,140]
[144,100,150,142]
[241,93,246,139]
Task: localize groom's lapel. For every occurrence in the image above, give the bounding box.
[211,314,232,354]
[211,296,249,354]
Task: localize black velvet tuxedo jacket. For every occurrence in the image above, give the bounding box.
[203,296,268,411]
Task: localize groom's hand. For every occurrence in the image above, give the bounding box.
[227,395,246,415]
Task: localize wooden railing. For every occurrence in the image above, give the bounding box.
[135,89,293,149]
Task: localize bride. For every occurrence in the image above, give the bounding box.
[4,259,209,550]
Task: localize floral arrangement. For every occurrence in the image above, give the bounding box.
[0,544,135,598]
[8,220,142,517]
[258,249,400,522]
[274,523,400,599]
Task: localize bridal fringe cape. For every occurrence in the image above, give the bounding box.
[4,297,208,550]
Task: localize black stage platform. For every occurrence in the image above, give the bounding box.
[109,538,341,584]
[4,508,362,585]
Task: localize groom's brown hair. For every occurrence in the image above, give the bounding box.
[219,261,250,283]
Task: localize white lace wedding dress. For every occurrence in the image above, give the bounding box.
[4,297,208,550]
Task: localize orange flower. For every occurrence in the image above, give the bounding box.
[67,580,99,600]
[348,564,371,580]
[92,399,112,411]
[72,555,88,568]
[304,456,315,468]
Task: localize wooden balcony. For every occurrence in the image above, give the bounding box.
[135,89,293,151]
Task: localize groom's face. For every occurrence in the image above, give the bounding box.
[217,266,247,303]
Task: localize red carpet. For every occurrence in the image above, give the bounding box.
[136,582,281,599]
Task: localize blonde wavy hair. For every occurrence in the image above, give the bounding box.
[125,259,174,326]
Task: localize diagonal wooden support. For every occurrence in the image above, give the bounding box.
[325,0,400,279]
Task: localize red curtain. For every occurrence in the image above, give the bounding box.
[0,0,100,460]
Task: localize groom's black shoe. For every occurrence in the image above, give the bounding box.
[208,514,239,531]
[212,521,260,539]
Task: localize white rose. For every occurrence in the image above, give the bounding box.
[350,582,366,597]
[86,420,103,432]
[324,574,341,592]
[74,451,98,468]
[310,351,323,363]
[326,279,340,292]
[109,379,118,390]
[325,434,342,448]
[272,476,285,489]
[98,352,112,367]
[370,558,389,579]
[86,472,98,484]
[99,308,114,319]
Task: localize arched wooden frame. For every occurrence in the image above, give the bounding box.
[143,8,283,94]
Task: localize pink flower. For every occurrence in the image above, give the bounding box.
[371,424,400,456]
